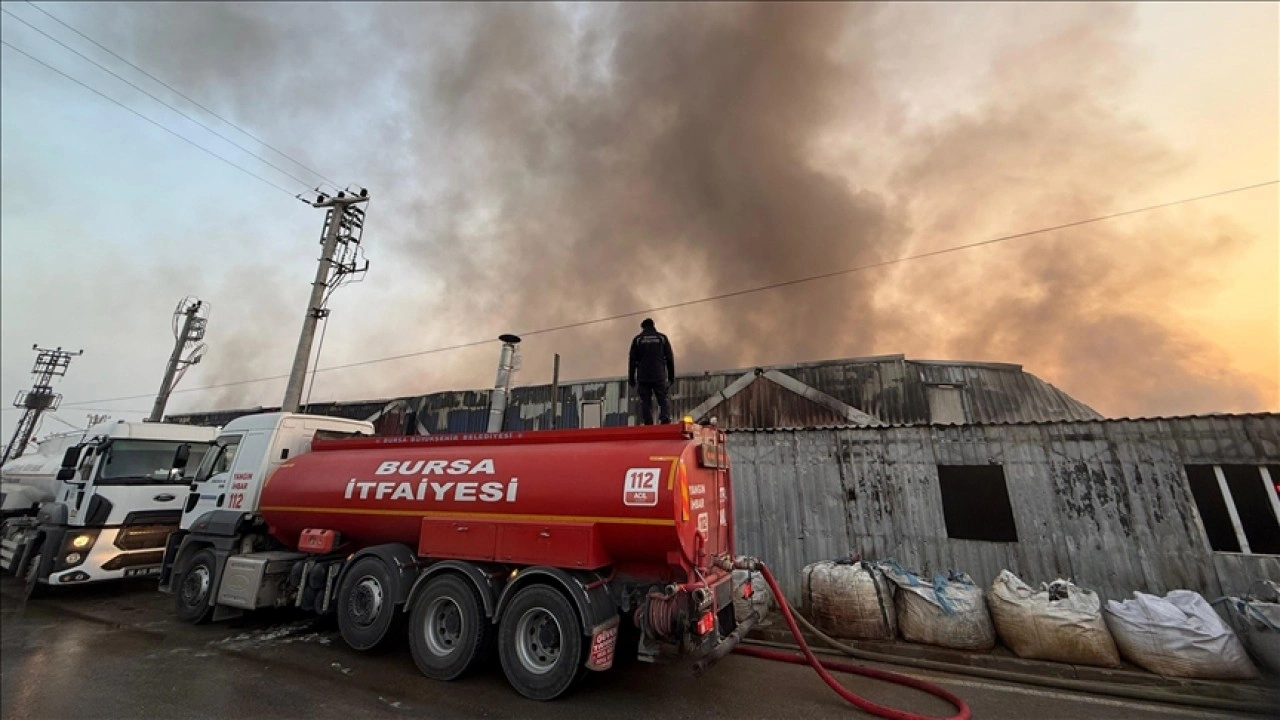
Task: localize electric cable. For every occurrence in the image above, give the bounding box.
[0,39,298,196]
[24,1,340,191]
[2,7,315,190]
[44,178,1276,411]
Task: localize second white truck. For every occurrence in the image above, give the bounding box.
[0,420,217,590]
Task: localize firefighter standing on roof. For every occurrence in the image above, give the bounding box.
[629,318,675,425]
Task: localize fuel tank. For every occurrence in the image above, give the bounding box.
[258,423,733,573]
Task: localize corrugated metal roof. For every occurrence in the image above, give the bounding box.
[166,353,1104,430]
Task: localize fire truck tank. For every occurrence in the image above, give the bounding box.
[257,424,732,573]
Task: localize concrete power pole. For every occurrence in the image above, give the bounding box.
[282,188,371,413]
[2,345,83,464]
[148,297,209,422]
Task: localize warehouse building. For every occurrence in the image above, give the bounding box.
[167,353,1280,604]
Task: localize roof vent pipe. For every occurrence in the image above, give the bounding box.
[487,334,522,433]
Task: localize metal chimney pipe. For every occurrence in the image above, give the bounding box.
[487,334,522,432]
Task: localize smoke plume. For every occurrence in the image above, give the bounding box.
[15,2,1272,419]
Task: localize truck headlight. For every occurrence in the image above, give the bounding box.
[58,530,99,569]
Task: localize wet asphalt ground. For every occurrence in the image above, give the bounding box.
[0,577,1262,720]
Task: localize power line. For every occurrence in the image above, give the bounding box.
[24,1,340,192]
[0,405,151,414]
[50,179,1278,410]
[44,413,84,431]
[2,7,315,190]
[0,39,297,196]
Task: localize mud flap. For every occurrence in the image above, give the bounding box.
[585,616,621,671]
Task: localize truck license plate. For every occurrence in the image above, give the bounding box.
[125,566,161,577]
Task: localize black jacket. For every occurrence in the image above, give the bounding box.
[629,329,675,385]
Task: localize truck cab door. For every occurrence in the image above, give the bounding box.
[180,433,242,530]
[61,448,99,520]
[224,431,271,512]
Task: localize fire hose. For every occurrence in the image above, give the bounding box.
[729,560,971,720]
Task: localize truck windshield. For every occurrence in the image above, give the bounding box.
[97,440,212,486]
[193,436,241,483]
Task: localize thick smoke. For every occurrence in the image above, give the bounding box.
[875,5,1270,415]
[37,3,1274,417]
[380,3,905,377]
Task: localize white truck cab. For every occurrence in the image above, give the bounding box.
[160,412,373,598]
[0,420,218,590]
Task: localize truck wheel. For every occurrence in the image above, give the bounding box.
[408,574,492,681]
[337,556,397,651]
[21,535,48,598]
[498,584,584,701]
[175,548,216,624]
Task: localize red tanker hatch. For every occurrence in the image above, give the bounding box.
[419,518,611,570]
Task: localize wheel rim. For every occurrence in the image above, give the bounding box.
[180,564,210,607]
[349,575,385,628]
[423,596,464,657]
[514,607,562,675]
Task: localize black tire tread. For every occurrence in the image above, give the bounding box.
[336,556,397,651]
[174,548,216,624]
[408,573,493,681]
[497,584,585,701]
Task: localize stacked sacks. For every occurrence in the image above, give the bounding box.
[882,563,995,651]
[732,568,775,625]
[801,558,897,640]
[1105,590,1258,680]
[987,571,1120,667]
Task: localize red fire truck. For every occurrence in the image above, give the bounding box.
[158,412,751,700]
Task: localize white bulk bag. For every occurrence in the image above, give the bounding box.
[987,571,1120,667]
[883,565,995,651]
[801,560,897,640]
[1216,583,1280,676]
[1105,590,1258,680]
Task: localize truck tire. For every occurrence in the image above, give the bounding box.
[408,574,492,681]
[174,548,216,624]
[498,584,585,701]
[337,556,397,651]
[21,535,48,598]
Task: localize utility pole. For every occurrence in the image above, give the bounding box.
[282,187,370,413]
[148,297,209,422]
[2,345,82,463]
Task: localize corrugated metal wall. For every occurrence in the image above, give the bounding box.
[728,414,1280,604]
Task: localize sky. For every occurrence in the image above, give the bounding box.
[1,1,1276,443]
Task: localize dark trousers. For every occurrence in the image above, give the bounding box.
[637,382,671,425]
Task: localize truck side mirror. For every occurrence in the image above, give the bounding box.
[56,467,76,482]
[172,443,191,470]
[60,445,81,468]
